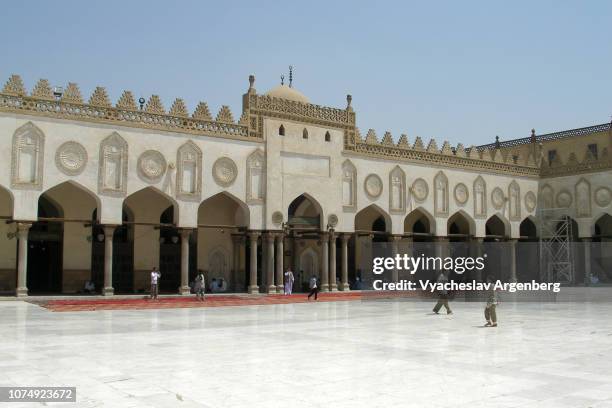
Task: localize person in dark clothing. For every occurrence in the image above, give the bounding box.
[307,275,319,300]
[433,272,453,315]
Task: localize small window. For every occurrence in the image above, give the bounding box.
[512,155,518,163]
[548,150,557,166]
[302,128,308,139]
[588,143,598,159]
[325,131,331,142]
[279,125,285,136]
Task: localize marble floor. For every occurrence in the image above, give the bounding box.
[1,298,612,408]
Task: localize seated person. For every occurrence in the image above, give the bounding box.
[217,278,228,292]
[209,278,218,293]
[84,280,95,294]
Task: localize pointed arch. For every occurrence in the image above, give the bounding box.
[0,184,14,217]
[389,166,406,214]
[520,216,539,238]
[404,207,435,235]
[288,193,323,229]
[594,213,612,237]
[447,210,476,236]
[279,125,285,136]
[246,148,265,204]
[11,121,45,190]
[325,131,331,142]
[355,204,392,233]
[42,180,101,219]
[485,213,510,237]
[176,140,202,200]
[124,186,179,223]
[342,159,357,211]
[434,171,449,217]
[98,131,128,196]
[199,191,250,227]
[473,176,487,218]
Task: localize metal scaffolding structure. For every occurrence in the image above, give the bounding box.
[539,208,574,284]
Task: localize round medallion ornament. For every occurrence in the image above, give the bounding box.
[454,183,469,205]
[556,190,572,208]
[271,211,284,226]
[55,141,87,176]
[491,187,505,209]
[138,150,167,183]
[212,157,238,187]
[524,191,537,212]
[328,214,339,228]
[364,174,383,199]
[594,187,612,207]
[411,178,429,202]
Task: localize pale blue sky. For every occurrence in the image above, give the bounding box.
[2,0,611,146]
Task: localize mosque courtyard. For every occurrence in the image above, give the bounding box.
[1,294,611,408]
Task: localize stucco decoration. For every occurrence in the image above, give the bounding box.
[412,178,429,202]
[540,185,554,209]
[594,187,612,207]
[328,214,339,228]
[575,178,591,218]
[212,157,238,187]
[473,176,487,218]
[271,211,283,226]
[55,141,87,176]
[176,141,202,201]
[11,122,45,190]
[364,174,383,199]
[434,171,449,216]
[247,149,265,204]
[137,150,166,183]
[454,183,469,206]
[525,191,537,212]
[491,187,505,210]
[556,190,572,208]
[98,132,128,197]
[389,166,406,213]
[508,180,521,221]
[342,160,357,211]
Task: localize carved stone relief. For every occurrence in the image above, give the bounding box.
[524,191,537,212]
[364,174,383,199]
[247,149,265,204]
[328,214,339,227]
[454,183,469,206]
[594,187,612,207]
[342,160,357,211]
[176,141,202,201]
[473,176,486,218]
[508,181,520,221]
[556,190,572,208]
[491,187,505,210]
[137,150,166,183]
[271,211,284,225]
[434,171,449,216]
[55,141,87,176]
[389,166,405,213]
[575,178,591,217]
[412,178,429,202]
[540,185,554,209]
[98,132,128,197]
[212,157,238,187]
[11,122,45,190]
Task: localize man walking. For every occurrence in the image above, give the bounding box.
[150,267,161,300]
[307,275,319,300]
[484,276,498,327]
[433,272,452,315]
[194,270,206,301]
[284,268,295,295]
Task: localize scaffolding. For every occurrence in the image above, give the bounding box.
[538,208,574,284]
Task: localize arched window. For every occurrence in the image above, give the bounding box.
[279,125,285,136]
[302,128,308,139]
[325,131,331,142]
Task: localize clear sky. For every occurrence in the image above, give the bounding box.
[2,0,611,146]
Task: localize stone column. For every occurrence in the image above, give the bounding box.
[389,235,402,283]
[340,234,350,291]
[265,232,276,294]
[102,225,116,296]
[320,232,329,291]
[232,235,245,292]
[508,238,518,283]
[248,232,259,294]
[275,234,284,293]
[179,229,192,295]
[15,222,31,297]
[329,233,338,291]
[582,237,592,286]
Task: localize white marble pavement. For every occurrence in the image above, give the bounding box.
[0,297,612,408]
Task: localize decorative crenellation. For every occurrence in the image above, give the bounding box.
[540,146,612,178]
[89,87,112,107]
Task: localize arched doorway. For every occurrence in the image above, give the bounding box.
[198,192,249,292]
[447,211,475,281]
[27,195,63,294]
[355,205,391,287]
[593,214,612,283]
[288,194,323,291]
[0,186,15,294]
[404,208,435,282]
[518,217,539,282]
[483,214,509,281]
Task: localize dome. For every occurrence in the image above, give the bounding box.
[265,84,310,104]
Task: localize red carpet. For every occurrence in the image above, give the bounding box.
[36,291,419,312]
